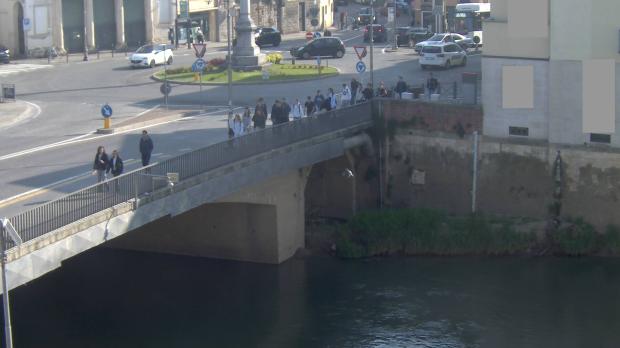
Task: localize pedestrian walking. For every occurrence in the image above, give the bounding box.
[92,146,109,191]
[281,97,291,123]
[292,98,304,120]
[340,12,345,30]
[395,76,408,99]
[362,83,374,101]
[377,81,388,98]
[139,130,154,167]
[196,28,205,44]
[271,99,283,125]
[168,28,175,46]
[328,88,337,110]
[341,83,351,107]
[427,73,439,99]
[229,114,244,137]
[350,78,360,104]
[107,149,124,192]
[242,106,252,133]
[314,90,325,111]
[305,96,316,116]
[253,97,268,129]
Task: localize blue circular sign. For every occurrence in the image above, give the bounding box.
[356,61,366,74]
[313,31,322,39]
[101,104,113,118]
[195,58,205,71]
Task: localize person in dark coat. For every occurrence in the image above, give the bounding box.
[350,78,360,104]
[395,76,408,99]
[271,99,283,125]
[107,150,124,192]
[314,90,325,111]
[139,130,154,166]
[253,97,268,129]
[93,146,109,184]
[281,98,291,123]
[305,96,316,116]
[362,83,374,101]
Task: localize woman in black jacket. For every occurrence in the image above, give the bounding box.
[92,146,109,184]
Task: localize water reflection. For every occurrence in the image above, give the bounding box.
[4,249,620,348]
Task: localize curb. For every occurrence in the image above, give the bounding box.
[96,113,184,134]
[0,100,41,129]
[151,66,342,86]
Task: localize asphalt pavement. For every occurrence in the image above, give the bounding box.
[0,3,482,219]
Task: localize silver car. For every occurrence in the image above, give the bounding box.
[414,33,474,54]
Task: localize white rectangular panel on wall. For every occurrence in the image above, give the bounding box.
[502,65,534,109]
[34,6,49,35]
[583,60,616,134]
[507,0,548,38]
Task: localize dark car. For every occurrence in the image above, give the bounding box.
[357,8,377,25]
[254,27,281,47]
[290,37,346,59]
[363,24,387,43]
[396,27,434,47]
[0,45,9,64]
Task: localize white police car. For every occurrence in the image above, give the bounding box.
[129,44,174,68]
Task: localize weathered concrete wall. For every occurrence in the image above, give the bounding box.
[387,130,620,228]
[108,168,310,263]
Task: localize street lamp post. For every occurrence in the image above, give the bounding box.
[391,0,397,50]
[227,0,234,119]
[370,0,374,89]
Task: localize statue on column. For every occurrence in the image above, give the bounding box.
[231,0,266,69]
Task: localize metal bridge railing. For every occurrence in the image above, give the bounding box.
[7,102,373,247]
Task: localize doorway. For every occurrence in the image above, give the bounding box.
[16,2,26,55]
[299,2,305,31]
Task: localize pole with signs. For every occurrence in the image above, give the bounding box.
[369,0,374,90]
[227,0,234,119]
[101,103,113,129]
[392,0,397,50]
[1,218,22,348]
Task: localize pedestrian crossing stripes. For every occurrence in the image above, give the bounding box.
[0,63,52,77]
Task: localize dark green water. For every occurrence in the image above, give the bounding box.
[5,248,620,347]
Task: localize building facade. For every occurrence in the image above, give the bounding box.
[482,0,620,146]
[0,0,332,57]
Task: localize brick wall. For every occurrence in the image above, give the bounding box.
[382,99,483,136]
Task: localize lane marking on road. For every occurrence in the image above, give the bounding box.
[0,108,230,162]
[136,104,160,116]
[342,34,364,43]
[178,148,193,152]
[0,159,140,209]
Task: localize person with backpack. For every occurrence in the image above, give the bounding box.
[314,90,325,112]
[271,99,283,125]
[341,83,351,107]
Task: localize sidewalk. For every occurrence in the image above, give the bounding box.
[0,100,39,129]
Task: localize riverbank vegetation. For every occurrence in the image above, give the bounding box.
[306,208,620,259]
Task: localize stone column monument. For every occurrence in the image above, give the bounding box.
[232,0,266,69]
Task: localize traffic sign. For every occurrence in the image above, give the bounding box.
[160,82,172,96]
[101,104,113,118]
[353,46,367,60]
[313,31,322,39]
[356,61,366,74]
[306,32,314,41]
[193,43,207,58]
[195,58,206,71]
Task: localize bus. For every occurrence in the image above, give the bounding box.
[453,3,491,46]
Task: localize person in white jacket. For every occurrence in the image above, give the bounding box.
[328,88,337,110]
[292,98,304,120]
[340,83,351,107]
[229,114,244,137]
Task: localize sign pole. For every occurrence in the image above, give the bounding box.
[370,0,374,90]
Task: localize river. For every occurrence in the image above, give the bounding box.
[5,248,620,347]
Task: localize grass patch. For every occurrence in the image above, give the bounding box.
[154,63,338,84]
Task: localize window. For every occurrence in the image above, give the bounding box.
[422,46,442,53]
[33,6,49,35]
[451,35,462,41]
[509,127,529,137]
[590,133,611,144]
[444,35,454,42]
[443,45,456,52]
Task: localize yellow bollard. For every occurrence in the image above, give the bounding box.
[104,118,111,129]
[194,73,199,81]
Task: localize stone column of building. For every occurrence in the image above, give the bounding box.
[84,0,95,49]
[114,0,125,47]
[53,0,65,53]
[232,0,265,67]
[144,0,154,43]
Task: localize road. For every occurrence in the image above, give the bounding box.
[0,3,481,218]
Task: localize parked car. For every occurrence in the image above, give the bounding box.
[129,44,173,68]
[396,27,435,47]
[363,24,388,43]
[254,27,281,47]
[419,43,467,70]
[414,33,473,53]
[357,8,377,25]
[0,45,9,63]
[290,37,346,59]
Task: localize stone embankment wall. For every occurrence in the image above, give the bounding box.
[382,100,620,229]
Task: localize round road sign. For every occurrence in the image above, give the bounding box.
[306,32,313,41]
[356,61,366,74]
[160,82,172,96]
[101,104,113,118]
[195,58,206,71]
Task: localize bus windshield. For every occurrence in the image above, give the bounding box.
[454,11,489,34]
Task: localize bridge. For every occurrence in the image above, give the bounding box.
[0,102,378,293]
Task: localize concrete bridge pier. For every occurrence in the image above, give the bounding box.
[108,168,311,264]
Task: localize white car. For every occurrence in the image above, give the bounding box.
[419,43,467,69]
[129,44,173,68]
[414,33,473,54]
